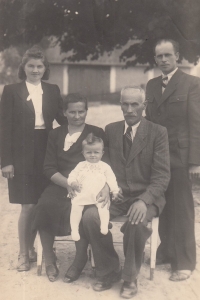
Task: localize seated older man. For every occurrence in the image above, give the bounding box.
[68,86,170,299]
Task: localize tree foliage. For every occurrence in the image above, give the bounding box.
[0,0,200,68]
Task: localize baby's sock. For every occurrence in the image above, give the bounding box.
[71,231,80,241]
[100,226,108,235]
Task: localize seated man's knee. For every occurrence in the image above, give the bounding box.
[121,220,145,234]
[82,206,100,227]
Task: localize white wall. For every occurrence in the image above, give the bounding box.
[115,66,149,91]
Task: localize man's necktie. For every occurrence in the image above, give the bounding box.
[161,76,168,88]
[123,126,132,160]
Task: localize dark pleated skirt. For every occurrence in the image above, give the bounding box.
[8,130,49,204]
[31,183,71,236]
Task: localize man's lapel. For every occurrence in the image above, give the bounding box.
[41,81,49,122]
[157,69,181,107]
[16,81,34,113]
[153,76,162,104]
[41,81,49,111]
[126,118,148,165]
[115,121,126,164]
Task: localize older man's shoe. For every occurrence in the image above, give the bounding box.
[93,268,122,292]
[93,279,112,292]
[120,280,137,299]
[63,265,83,283]
[17,255,30,272]
[46,263,59,282]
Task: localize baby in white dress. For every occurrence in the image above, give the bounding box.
[68,133,119,241]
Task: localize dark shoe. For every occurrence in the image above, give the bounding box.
[63,264,84,283]
[93,268,122,292]
[46,263,59,282]
[120,280,137,299]
[17,255,30,272]
[29,247,37,263]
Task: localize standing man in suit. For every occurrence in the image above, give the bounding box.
[146,39,200,281]
[79,86,170,298]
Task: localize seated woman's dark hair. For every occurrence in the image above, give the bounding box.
[18,45,50,80]
[63,93,88,111]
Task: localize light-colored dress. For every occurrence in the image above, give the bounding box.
[68,161,119,205]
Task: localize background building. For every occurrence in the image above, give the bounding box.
[45,44,196,101]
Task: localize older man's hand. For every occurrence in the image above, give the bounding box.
[112,187,124,203]
[97,184,110,209]
[126,199,147,224]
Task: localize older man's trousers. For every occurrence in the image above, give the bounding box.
[77,201,157,282]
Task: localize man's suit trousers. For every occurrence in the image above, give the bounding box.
[157,167,196,271]
[78,201,157,282]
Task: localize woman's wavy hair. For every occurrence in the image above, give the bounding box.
[18,46,50,80]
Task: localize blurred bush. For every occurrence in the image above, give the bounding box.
[0,47,22,85]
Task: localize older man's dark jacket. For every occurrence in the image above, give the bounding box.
[105,117,170,215]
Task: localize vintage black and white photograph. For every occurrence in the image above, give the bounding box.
[0,1,200,299]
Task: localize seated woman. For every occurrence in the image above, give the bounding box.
[32,93,108,282]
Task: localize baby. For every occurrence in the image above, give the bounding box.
[68,133,119,241]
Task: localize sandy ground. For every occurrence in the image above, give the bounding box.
[0,104,200,300]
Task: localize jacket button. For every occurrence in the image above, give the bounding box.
[158,113,161,116]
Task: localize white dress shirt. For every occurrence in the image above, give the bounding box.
[162,68,178,92]
[124,121,141,141]
[26,81,45,129]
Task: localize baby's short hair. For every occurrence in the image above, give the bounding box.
[82,133,104,149]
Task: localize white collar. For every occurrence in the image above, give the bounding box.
[124,121,141,135]
[162,68,178,81]
[63,132,82,151]
[26,81,43,101]
[26,81,42,91]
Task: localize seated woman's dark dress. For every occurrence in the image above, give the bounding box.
[32,124,106,236]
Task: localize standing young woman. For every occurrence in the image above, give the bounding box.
[0,46,67,272]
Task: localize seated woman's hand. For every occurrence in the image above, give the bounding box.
[71,181,82,193]
[96,183,110,209]
[67,185,77,199]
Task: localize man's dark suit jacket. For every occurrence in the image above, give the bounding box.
[0,81,67,174]
[146,69,200,169]
[105,117,170,215]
